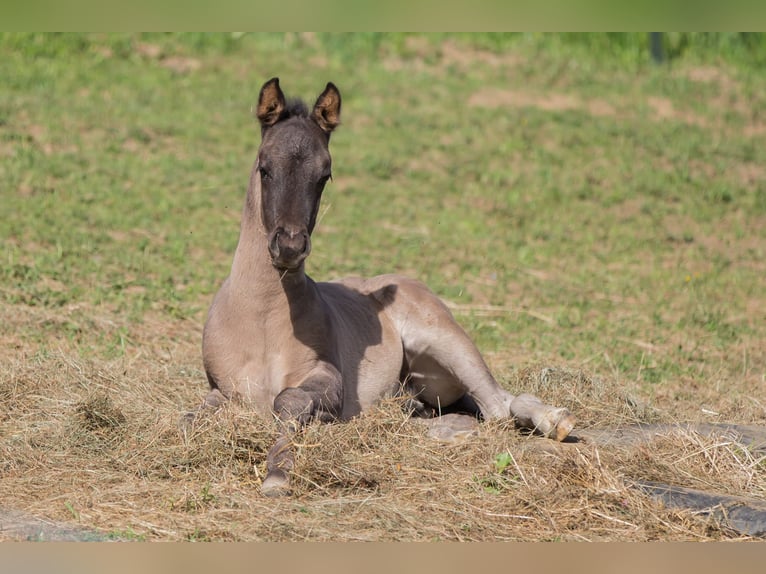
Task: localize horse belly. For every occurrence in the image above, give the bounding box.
[405,353,465,408]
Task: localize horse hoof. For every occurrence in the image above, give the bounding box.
[533,407,576,441]
[178,411,197,432]
[552,410,576,442]
[261,471,292,497]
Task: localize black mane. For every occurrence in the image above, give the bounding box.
[285,98,309,119]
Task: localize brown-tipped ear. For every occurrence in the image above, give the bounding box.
[312,82,341,134]
[256,77,286,128]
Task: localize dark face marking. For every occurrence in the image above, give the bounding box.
[254,78,341,272]
[258,119,332,270]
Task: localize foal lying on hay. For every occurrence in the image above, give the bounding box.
[189,78,576,496]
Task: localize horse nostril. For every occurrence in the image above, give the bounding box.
[269,229,283,256]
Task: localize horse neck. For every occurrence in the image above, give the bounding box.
[230,167,310,302]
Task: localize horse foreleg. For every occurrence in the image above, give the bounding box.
[180,387,229,430]
[262,368,343,497]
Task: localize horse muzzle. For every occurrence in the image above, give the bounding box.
[268,227,311,270]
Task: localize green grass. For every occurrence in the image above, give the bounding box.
[1,32,765,404]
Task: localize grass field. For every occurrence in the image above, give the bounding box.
[1,33,765,541]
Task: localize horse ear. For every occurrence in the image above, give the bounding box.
[256,77,286,128]
[312,82,341,134]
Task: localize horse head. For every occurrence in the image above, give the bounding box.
[254,78,341,272]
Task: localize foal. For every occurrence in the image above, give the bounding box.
[196,78,575,495]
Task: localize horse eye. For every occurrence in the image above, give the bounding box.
[259,165,270,181]
[319,173,332,185]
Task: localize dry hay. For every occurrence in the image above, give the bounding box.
[0,309,763,541]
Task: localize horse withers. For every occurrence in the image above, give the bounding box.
[193,78,575,496]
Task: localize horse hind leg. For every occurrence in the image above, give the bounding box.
[407,337,576,441]
[509,394,576,441]
[427,344,578,440]
[390,279,575,440]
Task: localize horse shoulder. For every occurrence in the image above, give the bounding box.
[202,278,289,407]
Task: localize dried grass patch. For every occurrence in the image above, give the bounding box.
[624,428,766,499]
[0,318,760,540]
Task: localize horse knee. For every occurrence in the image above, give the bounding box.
[274,375,343,423]
[273,387,314,424]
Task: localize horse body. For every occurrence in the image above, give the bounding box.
[196,78,575,495]
[202,166,406,420]
[203,275,407,421]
